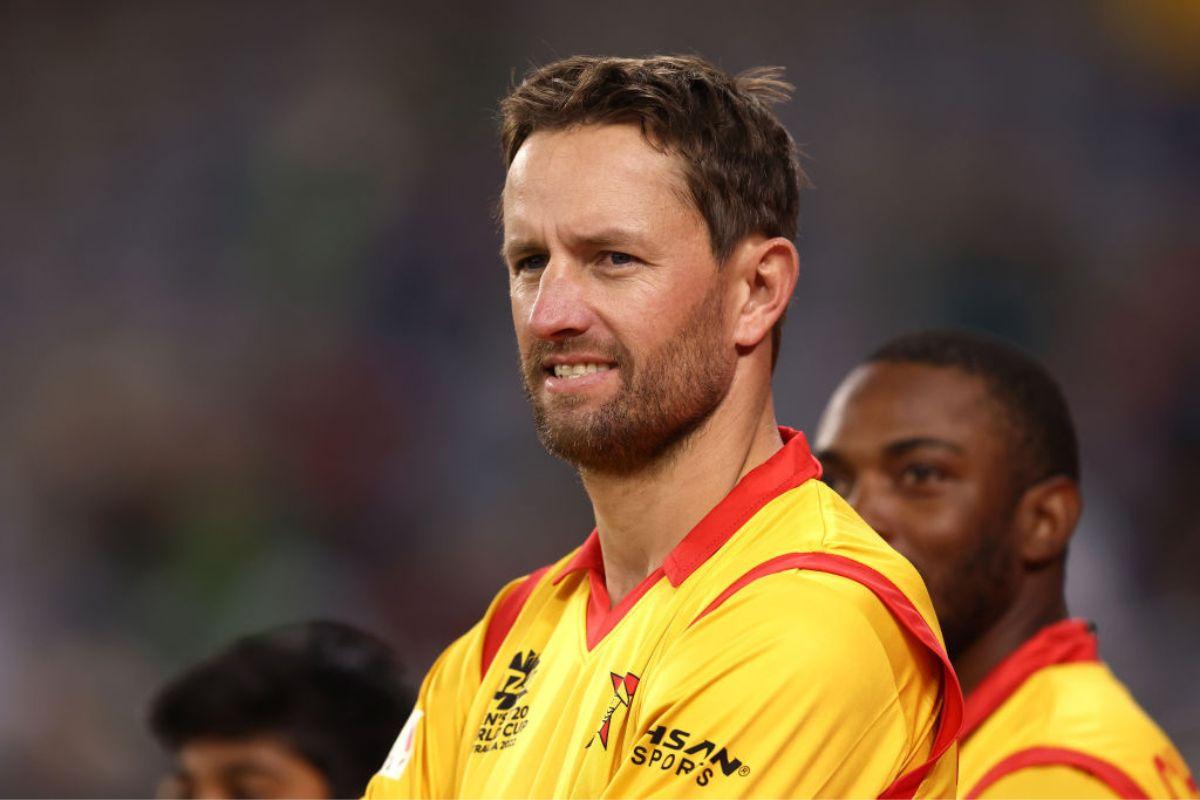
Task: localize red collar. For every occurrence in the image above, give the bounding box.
[553,427,823,588]
[961,618,1100,741]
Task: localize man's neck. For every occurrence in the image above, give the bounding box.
[581,388,783,607]
[953,572,1069,696]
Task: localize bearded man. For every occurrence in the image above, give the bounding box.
[365,55,961,799]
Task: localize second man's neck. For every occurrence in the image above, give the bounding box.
[953,579,1069,696]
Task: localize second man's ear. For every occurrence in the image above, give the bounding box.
[1015,475,1082,566]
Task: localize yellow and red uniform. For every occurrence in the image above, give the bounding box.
[366,429,962,798]
[959,619,1197,799]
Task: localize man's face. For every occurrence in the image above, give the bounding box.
[502,124,736,474]
[813,362,1022,658]
[159,738,330,800]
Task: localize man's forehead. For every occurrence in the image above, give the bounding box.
[503,125,687,211]
[501,147,702,263]
[180,737,299,771]
[508,123,670,171]
[819,362,997,447]
[858,362,989,408]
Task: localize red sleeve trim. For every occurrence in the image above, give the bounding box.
[691,552,964,800]
[1154,754,1199,798]
[965,746,1150,799]
[480,565,551,678]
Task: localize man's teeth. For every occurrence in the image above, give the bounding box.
[553,363,612,379]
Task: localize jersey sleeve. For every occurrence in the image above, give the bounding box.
[976,765,1120,799]
[601,570,950,799]
[364,619,485,799]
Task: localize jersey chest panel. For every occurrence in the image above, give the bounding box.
[457,579,681,798]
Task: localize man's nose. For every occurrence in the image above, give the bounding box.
[526,260,592,341]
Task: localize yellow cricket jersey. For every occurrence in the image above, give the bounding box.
[366,428,963,799]
[959,619,1198,799]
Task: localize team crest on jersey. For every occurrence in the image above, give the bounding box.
[474,649,539,754]
[586,672,640,750]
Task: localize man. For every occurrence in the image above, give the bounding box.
[814,329,1197,799]
[149,621,413,800]
[366,55,960,799]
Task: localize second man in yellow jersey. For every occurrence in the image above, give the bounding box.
[815,329,1196,799]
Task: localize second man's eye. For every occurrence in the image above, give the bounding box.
[897,463,947,489]
[606,251,637,266]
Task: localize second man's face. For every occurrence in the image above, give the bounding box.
[501,123,737,474]
[813,362,1022,657]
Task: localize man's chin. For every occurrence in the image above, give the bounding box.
[535,417,605,456]
[533,416,641,473]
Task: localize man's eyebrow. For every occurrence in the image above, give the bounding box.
[221,762,278,781]
[500,237,541,262]
[883,437,964,457]
[568,227,647,249]
[500,228,650,262]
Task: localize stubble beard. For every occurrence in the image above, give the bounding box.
[520,284,735,477]
[936,521,1019,660]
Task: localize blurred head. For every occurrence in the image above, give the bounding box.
[148,621,413,800]
[813,330,1081,658]
[499,55,806,474]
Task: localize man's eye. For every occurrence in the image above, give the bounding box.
[897,463,946,488]
[515,254,548,272]
[604,251,638,266]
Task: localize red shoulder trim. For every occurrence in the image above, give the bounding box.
[661,428,821,585]
[548,428,822,651]
[692,552,964,800]
[552,428,822,590]
[480,565,551,677]
[961,618,1098,742]
[965,746,1150,799]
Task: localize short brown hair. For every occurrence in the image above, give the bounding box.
[499,54,810,365]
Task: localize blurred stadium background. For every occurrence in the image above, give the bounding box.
[2,0,1198,794]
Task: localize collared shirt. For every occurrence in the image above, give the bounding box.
[959,618,1197,798]
[366,428,961,798]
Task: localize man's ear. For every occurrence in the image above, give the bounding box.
[1014,475,1082,566]
[730,236,799,350]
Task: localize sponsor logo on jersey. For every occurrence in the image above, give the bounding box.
[474,649,539,754]
[629,725,751,786]
[586,671,640,750]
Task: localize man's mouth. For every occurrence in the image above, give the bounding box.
[551,363,614,380]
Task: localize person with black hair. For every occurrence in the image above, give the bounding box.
[148,620,413,800]
[814,329,1196,798]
